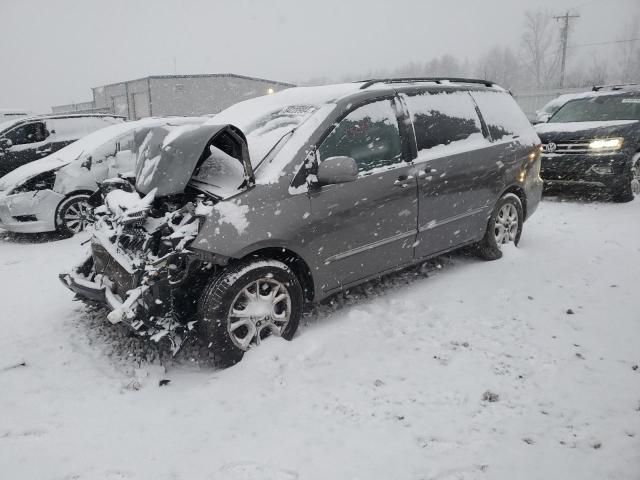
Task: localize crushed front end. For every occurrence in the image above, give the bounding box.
[60,184,217,352]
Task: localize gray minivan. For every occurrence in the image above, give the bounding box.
[61,78,543,366]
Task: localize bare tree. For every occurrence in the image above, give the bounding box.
[520,9,561,89]
[475,46,522,88]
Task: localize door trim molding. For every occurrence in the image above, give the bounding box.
[418,206,488,233]
[324,229,417,264]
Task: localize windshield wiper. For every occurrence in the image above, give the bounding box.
[255,129,295,171]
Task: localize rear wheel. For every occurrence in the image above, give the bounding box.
[197,259,303,368]
[476,193,523,260]
[612,153,640,203]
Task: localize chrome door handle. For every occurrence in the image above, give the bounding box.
[394,175,413,187]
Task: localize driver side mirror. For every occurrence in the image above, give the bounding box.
[316,156,358,185]
[81,156,93,170]
[0,138,12,151]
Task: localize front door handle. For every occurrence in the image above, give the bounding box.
[394,175,414,187]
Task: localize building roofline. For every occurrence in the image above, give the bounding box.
[92,73,296,90]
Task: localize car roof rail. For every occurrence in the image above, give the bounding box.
[592,83,640,92]
[357,77,496,90]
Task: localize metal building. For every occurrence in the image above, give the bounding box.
[52,74,295,119]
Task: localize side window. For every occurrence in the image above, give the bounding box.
[469,91,533,141]
[4,122,48,145]
[318,99,402,173]
[48,117,93,140]
[405,91,484,153]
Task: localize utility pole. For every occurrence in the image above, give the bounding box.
[554,11,580,88]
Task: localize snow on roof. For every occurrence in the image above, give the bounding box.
[207,83,361,129]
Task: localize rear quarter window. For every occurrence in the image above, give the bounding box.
[404,90,486,155]
[470,91,536,143]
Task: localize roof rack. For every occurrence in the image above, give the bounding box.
[592,83,640,92]
[358,77,496,90]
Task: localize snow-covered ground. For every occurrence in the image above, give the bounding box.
[1,198,638,480]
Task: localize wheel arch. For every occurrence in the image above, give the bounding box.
[499,184,527,220]
[239,246,315,304]
[54,190,94,230]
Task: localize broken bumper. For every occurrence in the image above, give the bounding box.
[59,255,146,326]
[0,190,63,233]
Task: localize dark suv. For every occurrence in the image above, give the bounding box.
[61,78,542,367]
[0,114,125,177]
[535,84,640,202]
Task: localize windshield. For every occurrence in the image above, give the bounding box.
[549,94,640,123]
[215,104,318,168]
[0,118,25,135]
[190,145,246,197]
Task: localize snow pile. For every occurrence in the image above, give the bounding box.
[1,199,639,479]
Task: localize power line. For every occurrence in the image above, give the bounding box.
[568,38,640,49]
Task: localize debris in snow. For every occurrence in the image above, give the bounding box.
[591,442,602,450]
[631,364,638,371]
[527,295,534,300]
[575,352,585,360]
[1,361,26,372]
[522,437,535,445]
[123,379,142,391]
[566,308,575,315]
[482,391,499,403]
[374,379,385,387]
[159,379,171,387]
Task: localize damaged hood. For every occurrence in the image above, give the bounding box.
[135,123,252,198]
[0,155,70,191]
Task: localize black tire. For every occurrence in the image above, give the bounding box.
[476,193,524,261]
[612,153,639,203]
[612,185,634,203]
[197,259,303,368]
[56,194,94,237]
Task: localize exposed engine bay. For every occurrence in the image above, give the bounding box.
[61,123,253,352]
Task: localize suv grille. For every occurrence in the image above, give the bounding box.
[544,140,618,155]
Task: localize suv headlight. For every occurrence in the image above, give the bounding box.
[588,137,623,151]
[10,170,57,195]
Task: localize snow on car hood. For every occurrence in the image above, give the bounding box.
[535,120,638,134]
[0,155,70,191]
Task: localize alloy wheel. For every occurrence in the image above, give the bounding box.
[63,199,93,234]
[494,203,519,246]
[227,277,292,350]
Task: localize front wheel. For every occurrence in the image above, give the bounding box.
[476,193,524,260]
[56,194,94,236]
[197,259,303,368]
[612,153,640,203]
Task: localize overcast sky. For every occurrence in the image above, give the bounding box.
[0,0,637,112]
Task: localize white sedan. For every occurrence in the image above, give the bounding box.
[0,116,205,235]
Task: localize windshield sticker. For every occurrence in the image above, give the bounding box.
[279,105,317,116]
[621,98,640,104]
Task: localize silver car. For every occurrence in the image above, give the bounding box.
[61,78,543,367]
